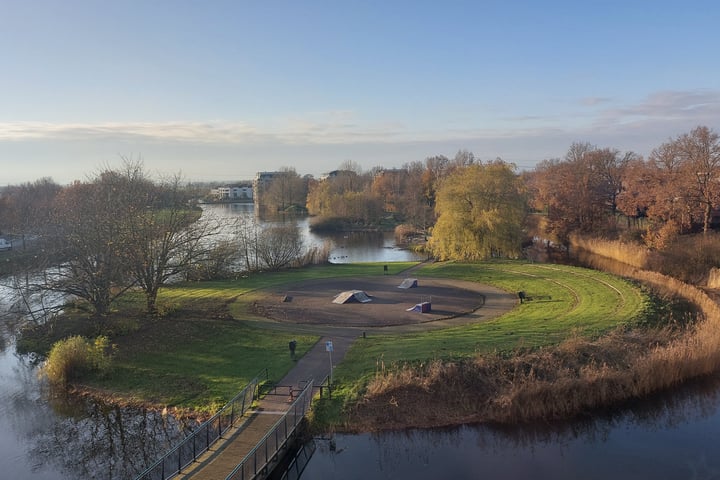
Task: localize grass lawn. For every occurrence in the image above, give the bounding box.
[86,318,318,413]
[81,260,651,418]
[326,260,650,408]
[83,262,417,412]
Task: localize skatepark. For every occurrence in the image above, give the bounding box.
[251,275,514,329]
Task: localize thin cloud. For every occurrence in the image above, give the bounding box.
[0,121,269,143]
[580,96,613,106]
[1,90,718,154]
[598,89,720,123]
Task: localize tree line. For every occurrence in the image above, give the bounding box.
[2,125,718,317]
[258,126,720,258]
[0,162,322,320]
[528,125,720,248]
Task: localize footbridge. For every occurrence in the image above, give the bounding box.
[135,372,327,480]
[134,334,357,480]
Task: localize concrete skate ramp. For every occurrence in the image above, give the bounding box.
[398,278,418,289]
[406,302,431,313]
[333,290,372,304]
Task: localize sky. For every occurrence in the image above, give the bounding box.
[2,0,719,185]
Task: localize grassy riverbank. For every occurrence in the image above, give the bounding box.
[310,261,655,429]
[26,260,656,423]
[62,262,416,413]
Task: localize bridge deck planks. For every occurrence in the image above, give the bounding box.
[178,396,291,480]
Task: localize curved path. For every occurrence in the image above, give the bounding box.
[183,264,516,478]
[244,261,518,380]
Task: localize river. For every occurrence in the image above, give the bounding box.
[2,206,720,479]
[203,202,424,265]
[300,374,720,479]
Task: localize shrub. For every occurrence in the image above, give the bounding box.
[43,335,113,386]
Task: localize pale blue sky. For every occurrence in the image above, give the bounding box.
[2,0,719,184]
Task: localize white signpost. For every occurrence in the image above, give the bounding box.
[325,340,334,385]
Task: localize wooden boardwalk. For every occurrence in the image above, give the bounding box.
[178,394,293,480]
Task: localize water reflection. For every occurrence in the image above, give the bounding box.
[200,203,423,264]
[0,347,188,480]
[29,397,188,479]
[301,374,720,479]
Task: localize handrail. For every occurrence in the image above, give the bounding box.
[134,368,268,480]
[225,379,315,480]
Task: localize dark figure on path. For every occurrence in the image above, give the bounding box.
[289,339,297,359]
[518,291,526,304]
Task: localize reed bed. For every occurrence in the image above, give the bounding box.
[350,238,720,428]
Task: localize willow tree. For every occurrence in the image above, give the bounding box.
[428,160,526,260]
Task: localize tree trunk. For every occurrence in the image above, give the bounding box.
[704,201,712,234]
[146,288,159,315]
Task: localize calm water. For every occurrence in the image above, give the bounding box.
[301,375,720,479]
[202,203,424,264]
[0,346,188,479]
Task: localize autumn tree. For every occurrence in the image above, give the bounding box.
[615,156,654,228]
[428,160,526,260]
[585,148,636,215]
[529,143,634,241]
[370,162,433,229]
[306,166,382,225]
[262,167,308,214]
[616,126,720,246]
[673,126,720,234]
[421,155,450,209]
[399,161,434,229]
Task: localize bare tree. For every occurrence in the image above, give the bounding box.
[0,178,61,250]
[43,171,141,317]
[255,224,303,270]
[31,161,224,318]
[186,239,242,280]
[231,215,263,271]
[675,126,720,234]
[124,172,223,315]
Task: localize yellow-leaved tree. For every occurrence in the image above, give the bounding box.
[428,160,527,260]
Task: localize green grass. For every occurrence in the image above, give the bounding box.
[324,260,649,414]
[80,260,650,419]
[83,262,417,412]
[87,319,318,413]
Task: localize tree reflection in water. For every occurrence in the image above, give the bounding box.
[26,395,190,479]
[301,373,720,480]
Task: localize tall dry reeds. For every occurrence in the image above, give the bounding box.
[569,235,650,269]
[351,238,720,428]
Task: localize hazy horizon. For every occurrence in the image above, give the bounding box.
[2,1,718,185]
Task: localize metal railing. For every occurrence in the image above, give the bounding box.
[225,379,315,480]
[135,370,266,480]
